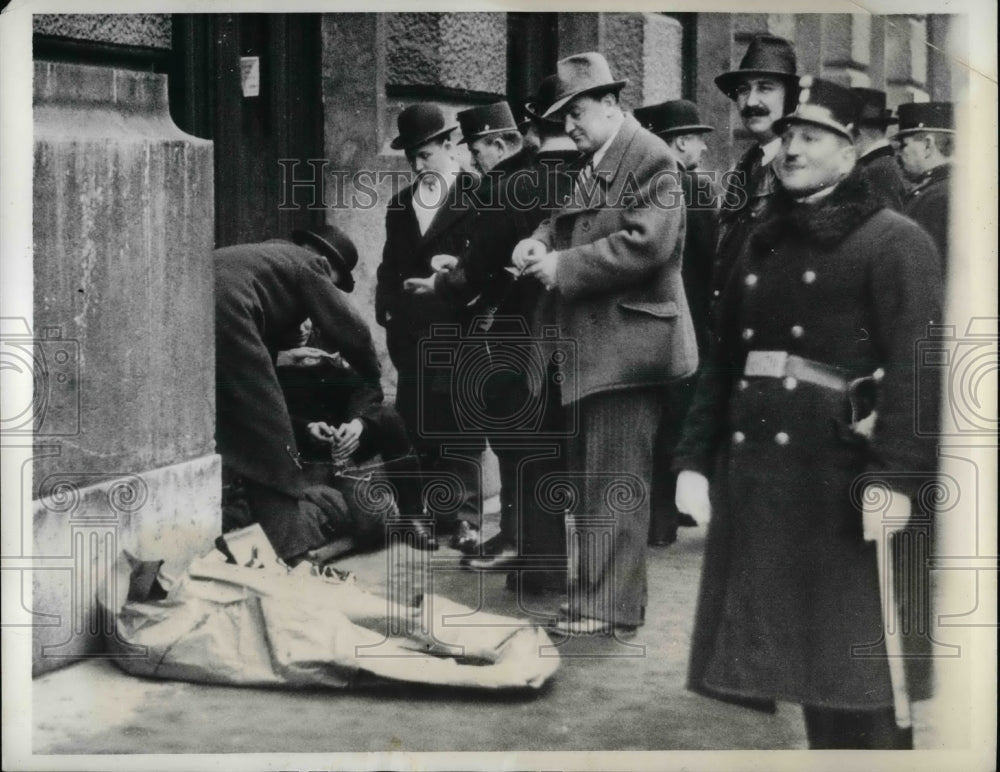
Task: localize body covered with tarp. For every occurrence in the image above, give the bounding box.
[106,531,559,691]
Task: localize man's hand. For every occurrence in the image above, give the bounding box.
[512,238,548,271]
[430,254,459,273]
[675,470,711,523]
[330,419,364,462]
[277,347,341,368]
[307,421,336,445]
[862,484,912,541]
[403,275,436,295]
[522,250,560,291]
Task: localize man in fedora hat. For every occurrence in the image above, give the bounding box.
[712,34,799,310]
[896,102,955,265]
[850,87,907,211]
[215,224,438,562]
[513,52,699,636]
[376,103,485,551]
[633,98,719,546]
[675,76,941,749]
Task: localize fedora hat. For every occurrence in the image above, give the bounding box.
[894,102,954,137]
[523,74,567,125]
[633,99,714,138]
[390,103,458,152]
[542,52,628,119]
[291,224,359,293]
[457,102,518,145]
[715,34,798,99]
[772,75,860,141]
[851,87,897,127]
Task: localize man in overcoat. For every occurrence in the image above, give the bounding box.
[513,53,698,635]
[215,225,423,562]
[375,104,484,548]
[850,87,907,210]
[674,77,942,749]
[633,98,718,545]
[896,101,954,267]
[712,34,799,311]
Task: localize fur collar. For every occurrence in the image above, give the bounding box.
[751,168,884,251]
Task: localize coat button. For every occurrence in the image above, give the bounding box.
[802,270,817,284]
[783,376,798,390]
[790,325,804,338]
[737,378,749,390]
[713,289,721,298]
[744,273,758,287]
[733,431,746,444]
[742,328,755,341]
[774,431,790,445]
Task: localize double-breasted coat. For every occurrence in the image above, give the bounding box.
[674,169,942,710]
[904,162,951,268]
[215,240,381,497]
[375,172,481,437]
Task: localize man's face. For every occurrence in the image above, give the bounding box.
[896,133,932,181]
[406,138,456,182]
[776,122,855,196]
[671,133,709,170]
[734,77,787,141]
[469,136,508,174]
[562,94,616,154]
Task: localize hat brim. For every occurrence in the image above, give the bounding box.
[893,126,955,138]
[389,124,458,151]
[457,127,518,145]
[291,229,356,292]
[715,70,798,99]
[523,103,565,126]
[772,114,854,142]
[541,80,628,119]
[654,124,715,137]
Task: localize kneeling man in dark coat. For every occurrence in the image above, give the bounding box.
[215,224,433,564]
[674,77,942,749]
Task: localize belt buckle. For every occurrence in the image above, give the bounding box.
[744,350,789,378]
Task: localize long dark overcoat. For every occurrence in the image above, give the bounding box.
[856,143,908,211]
[674,170,942,711]
[214,240,381,497]
[904,162,951,268]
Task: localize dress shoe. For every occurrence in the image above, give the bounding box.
[448,520,481,554]
[648,531,677,547]
[678,513,699,528]
[544,613,637,639]
[461,535,519,570]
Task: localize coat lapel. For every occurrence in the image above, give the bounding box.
[561,114,640,215]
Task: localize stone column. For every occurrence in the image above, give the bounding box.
[28,62,219,673]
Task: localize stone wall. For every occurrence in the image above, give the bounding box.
[33,14,171,49]
[30,61,219,673]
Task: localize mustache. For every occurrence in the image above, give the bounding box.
[740,106,773,119]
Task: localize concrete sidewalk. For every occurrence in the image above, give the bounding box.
[31,519,936,755]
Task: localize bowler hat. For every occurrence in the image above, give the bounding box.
[715,34,798,99]
[895,102,954,137]
[523,75,567,125]
[390,103,458,152]
[542,52,628,119]
[851,87,897,127]
[633,99,714,137]
[291,224,358,293]
[772,75,860,141]
[457,102,518,144]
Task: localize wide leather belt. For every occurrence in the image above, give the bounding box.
[743,351,850,392]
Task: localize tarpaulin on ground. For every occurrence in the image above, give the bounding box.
[105,527,559,691]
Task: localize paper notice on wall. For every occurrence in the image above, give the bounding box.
[240,57,260,98]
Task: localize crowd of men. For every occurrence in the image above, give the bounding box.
[213,34,952,749]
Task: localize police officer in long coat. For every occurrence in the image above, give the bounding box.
[674,77,942,749]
